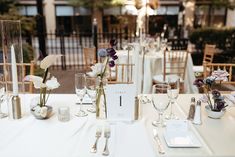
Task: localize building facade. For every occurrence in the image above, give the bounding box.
[18,0,235,35]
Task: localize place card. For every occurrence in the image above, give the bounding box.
[166,120,189,133]
[106,84,135,121]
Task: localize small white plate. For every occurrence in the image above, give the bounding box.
[163,131,201,148]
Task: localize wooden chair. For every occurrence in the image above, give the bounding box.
[193,44,216,77]
[98,42,110,49]
[107,63,135,84]
[83,47,96,69]
[203,63,235,92]
[0,61,35,93]
[153,49,188,93]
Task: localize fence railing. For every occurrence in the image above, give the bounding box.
[29,29,141,70]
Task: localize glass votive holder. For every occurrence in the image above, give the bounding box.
[58,106,70,122]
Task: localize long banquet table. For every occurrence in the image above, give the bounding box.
[0,94,235,157]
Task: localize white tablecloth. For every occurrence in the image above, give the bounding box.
[1,94,235,157]
[116,50,198,94]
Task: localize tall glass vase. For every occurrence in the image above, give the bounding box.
[0,20,23,93]
[96,77,107,119]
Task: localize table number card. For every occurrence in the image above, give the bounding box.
[106,84,136,121]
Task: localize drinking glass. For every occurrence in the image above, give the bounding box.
[152,83,169,127]
[166,78,180,120]
[167,42,172,51]
[75,73,87,117]
[86,76,97,113]
[152,94,169,127]
[0,75,7,118]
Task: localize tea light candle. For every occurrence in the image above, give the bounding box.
[11,45,18,96]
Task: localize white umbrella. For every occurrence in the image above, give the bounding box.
[122,4,138,15]
[138,5,155,16]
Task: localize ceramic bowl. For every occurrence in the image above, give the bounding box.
[205,105,226,119]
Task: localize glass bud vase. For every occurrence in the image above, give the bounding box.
[96,77,107,120]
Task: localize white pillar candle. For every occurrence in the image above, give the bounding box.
[11,45,18,96]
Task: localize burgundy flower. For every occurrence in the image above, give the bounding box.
[112,55,118,60]
[216,101,225,111]
[212,89,221,98]
[109,60,115,67]
[110,39,117,47]
[106,48,116,57]
[193,79,204,88]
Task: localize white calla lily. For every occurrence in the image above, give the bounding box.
[24,75,46,89]
[40,55,62,69]
[46,76,60,90]
[87,63,105,77]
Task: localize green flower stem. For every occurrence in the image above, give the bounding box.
[102,86,107,118]
[40,87,47,107]
[45,90,51,104]
[205,86,213,109]
[42,68,49,83]
[96,82,102,118]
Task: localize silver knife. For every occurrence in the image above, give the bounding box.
[153,129,165,154]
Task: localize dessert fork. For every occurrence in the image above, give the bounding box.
[90,126,102,153]
[102,126,111,156]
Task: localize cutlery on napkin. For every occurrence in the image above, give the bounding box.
[90,126,102,153]
[153,129,165,154]
[102,125,111,156]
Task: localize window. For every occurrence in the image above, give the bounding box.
[19,5,37,16]
[194,5,226,28]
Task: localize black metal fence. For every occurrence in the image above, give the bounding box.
[29,29,141,70]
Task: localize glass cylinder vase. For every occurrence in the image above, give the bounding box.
[96,77,107,119]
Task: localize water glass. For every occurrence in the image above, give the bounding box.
[75,73,87,117]
[152,94,169,127]
[152,83,169,127]
[86,76,97,113]
[166,78,180,120]
[58,106,70,122]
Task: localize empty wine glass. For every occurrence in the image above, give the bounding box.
[152,83,169,127]
[0,75,7,118]
[167,42,172,51]
[86,76,97,113]
[75,73,87,117]
[152,94,169,127]
[166,78,180,120]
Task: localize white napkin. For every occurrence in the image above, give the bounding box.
[0,116,89,157]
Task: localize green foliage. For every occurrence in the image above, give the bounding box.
[211,0,235,10]
[0,8,35,35]
[0,0,17,14]
[69,0,125,9]
[189,27,235,50]
[22,43,34,63]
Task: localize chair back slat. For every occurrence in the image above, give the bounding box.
[83,47,96,67]
[204,63,235,84]
[163,50,188,82]
[0,61,35,93]
[107,63,135,84]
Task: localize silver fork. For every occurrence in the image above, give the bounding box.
[102,126,111,156]
[153,129,165,154]
[90,126,102,153]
